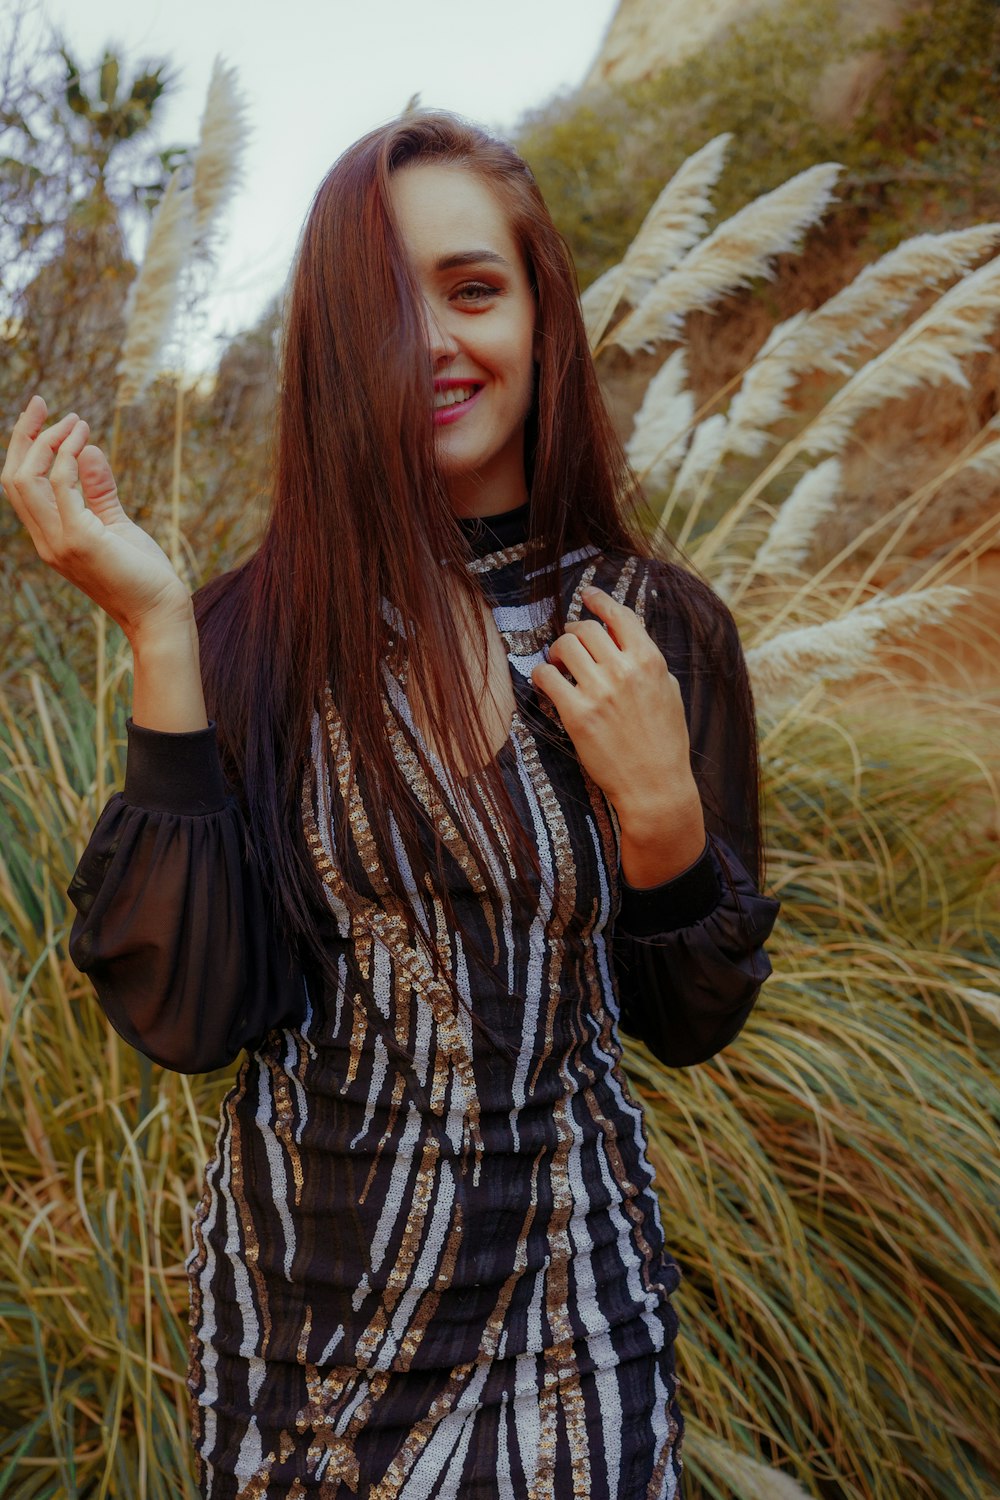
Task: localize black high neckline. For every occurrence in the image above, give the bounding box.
[458,500,531,559]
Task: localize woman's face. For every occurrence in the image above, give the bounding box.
[388,161,538,518]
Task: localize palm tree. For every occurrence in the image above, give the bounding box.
[1,35,190,429]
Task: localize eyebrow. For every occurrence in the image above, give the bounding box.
[434,250,512,272]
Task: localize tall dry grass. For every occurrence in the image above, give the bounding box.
[1,130,998,1498]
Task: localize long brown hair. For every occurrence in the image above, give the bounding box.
[194,111,761,1087]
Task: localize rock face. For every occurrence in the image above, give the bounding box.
[583,0,912,128]
[584,0,784,85]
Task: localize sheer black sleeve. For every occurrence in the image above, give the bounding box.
[611,567,780,1068]
[66,720,307,1074]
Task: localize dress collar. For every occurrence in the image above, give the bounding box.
[457,500,531,560]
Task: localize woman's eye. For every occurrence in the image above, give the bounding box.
[454,282,500,304]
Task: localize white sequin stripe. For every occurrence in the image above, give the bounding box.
[287,993,313,1147]
[349,934,391,1150]
[586,817,668,1255]
[364,1099,423,1280]
[649,1360,680,1500]
[506,732,555,1148]
[561,1079,624,1499]
[350,1032,388,1151]
[398,1357,492,1499]
[373,1156,457,1373]
[513,1350,542,1492]
[185,1099,229,1496]
[496,1388,516,1499]
[389,807,432,941]
[233,1414,263,1489]
[445,933,476,1160]
[525,544,601,581]
[308,710,352,937]
[254,1063,297,1283]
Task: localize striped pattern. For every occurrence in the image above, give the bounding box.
[185,540,686,1498]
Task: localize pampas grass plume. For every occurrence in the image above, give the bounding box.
[751,459,842,577]
[625,349,693,486]
[582,134,731,347]
[116,169,195,407]
[696,1433,817,1500]
[192,57,250,259]
[747,586,968,710]
[802,255,1000,456]
[610,162,842,354]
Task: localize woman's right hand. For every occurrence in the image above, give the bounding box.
[1,394,194,643]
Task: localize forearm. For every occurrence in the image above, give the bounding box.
[128,608,209,733]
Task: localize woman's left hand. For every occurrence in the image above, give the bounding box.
[531,584,706,875]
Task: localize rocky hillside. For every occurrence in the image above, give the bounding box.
[585,0,909,130]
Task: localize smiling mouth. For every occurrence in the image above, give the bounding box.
[433,384,481,410]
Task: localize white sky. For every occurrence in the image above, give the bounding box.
[26,0,617,371]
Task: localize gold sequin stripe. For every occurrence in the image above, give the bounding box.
[325,688,388,897]
[359,1071,408,1208]
[369,1145,547,1500]
[261,1050,305,1210]
[302,739,483,1169]
[236,1428,299,1499]
[381,704,501,964]
[610,554,639,608]
[305,690,485,1158]
[538,1087,594,1499]
[503,625,552,656]
[352,1134,443,1366]
[466,538,543,577]
[296,1200,467,1500]
[645,1378,682,1500]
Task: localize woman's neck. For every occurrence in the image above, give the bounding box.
[457,498,531,558]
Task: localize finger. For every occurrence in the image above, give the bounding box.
[531,660,577,717]
[580,585,647,651]
[547,633,603,689]
[50,420,92,522]
[78,443,118,508]
[1,396,49,486]
[563,617,620,666]
[19,412,80,480]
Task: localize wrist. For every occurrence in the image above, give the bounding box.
[617,791,706,889]
[126,604,197,655]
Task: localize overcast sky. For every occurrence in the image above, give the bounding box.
[24,0,618,370]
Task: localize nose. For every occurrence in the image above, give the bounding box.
[422,299,459,366]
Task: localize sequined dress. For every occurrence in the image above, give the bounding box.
[68,502,779,1499]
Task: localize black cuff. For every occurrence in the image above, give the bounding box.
[618,837,721,937]
[123,718,230,816]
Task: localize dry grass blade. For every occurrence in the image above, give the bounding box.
[746,586,969,710]
[607,162,842,355]
[116,169,195,407]
[192,56,250,261]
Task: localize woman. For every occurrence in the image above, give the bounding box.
[2,113,779,1499]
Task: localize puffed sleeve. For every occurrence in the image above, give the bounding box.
[611,568,780,1068]
[66,719,308,1074]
